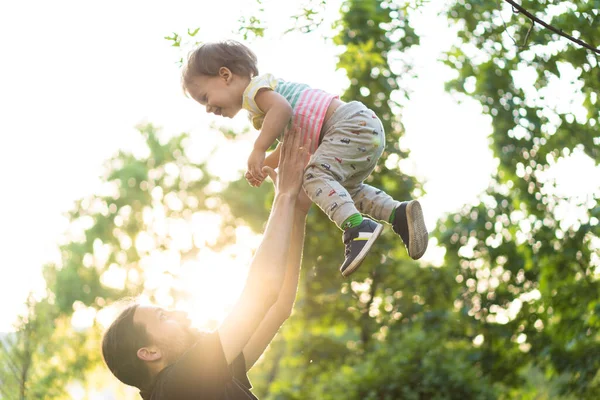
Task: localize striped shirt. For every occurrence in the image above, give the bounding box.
[242,73,338,154]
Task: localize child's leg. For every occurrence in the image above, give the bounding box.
[347,182,428,260]
[313,101,396,223]
[304,101,386,224]
[302,156,358,229]
[316,101,428,260]
[303,163,383,277]
[347,183,401,224]
[303,102,388,276]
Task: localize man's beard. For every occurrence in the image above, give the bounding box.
[155,326,199,364]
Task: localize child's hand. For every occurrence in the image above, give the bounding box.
[247,149,266,184]
[245,170,264,187]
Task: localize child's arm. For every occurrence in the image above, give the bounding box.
[245,143,282,187]
[245,142,281,187]
[264,142,282,169]
[247,90,292,181]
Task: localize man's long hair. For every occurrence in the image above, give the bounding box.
[102,303,152,390]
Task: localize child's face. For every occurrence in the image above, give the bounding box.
[188,67,247,119]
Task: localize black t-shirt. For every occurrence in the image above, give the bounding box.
[142,331,258,400]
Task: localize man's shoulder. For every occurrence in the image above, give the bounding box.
[144,331,256,399]
[142,362,176,399]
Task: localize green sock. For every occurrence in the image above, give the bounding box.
[389,207,397,224]
[342,213,363,230]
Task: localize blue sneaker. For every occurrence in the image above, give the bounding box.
[340,218,383,277]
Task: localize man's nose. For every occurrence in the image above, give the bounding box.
[173,311,191,326]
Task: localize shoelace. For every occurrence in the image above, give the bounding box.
[344,232,358,257]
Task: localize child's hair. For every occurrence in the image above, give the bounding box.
[181,40,259,96]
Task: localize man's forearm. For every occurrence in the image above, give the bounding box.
[273,209,307,314]
[240,208,308,370]
[245,193,297,302]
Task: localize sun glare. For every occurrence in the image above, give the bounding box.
[134,220,262,329]
[178,226,262,329]
[91,206,263,333]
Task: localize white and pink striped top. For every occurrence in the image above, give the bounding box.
[242,73,338,154]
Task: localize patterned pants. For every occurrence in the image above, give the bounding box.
[303,101,401,228]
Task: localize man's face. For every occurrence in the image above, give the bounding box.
[133,305,196,364]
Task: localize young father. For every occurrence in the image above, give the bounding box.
[102,126,311,399]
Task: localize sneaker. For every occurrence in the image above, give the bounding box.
[392,200,428,260]
[340,218,383,277]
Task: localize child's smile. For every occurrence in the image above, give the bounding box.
[207,105,225,117]
[188,68,249,120]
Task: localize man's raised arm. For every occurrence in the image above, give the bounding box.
[218,126,308,364]
[242,192,310,369]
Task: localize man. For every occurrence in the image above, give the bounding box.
[102,127,312,399]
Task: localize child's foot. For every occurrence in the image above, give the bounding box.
[392,200,428,260]
[340,218,383,277]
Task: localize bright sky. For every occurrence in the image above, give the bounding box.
[4,0,597,339]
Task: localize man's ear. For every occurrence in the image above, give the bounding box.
[219,67,233,83]
[137,346,162,362]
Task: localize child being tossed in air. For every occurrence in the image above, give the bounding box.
[181,40,428,277]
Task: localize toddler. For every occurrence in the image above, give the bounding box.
[181,40,428,276]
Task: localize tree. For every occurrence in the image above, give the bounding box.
[439,0,600,397]
[0,294,101,399]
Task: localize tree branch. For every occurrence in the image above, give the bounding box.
[359,270,379,347]
[0,341,22,380]
[0,379,15,400]
[503,0,600,54]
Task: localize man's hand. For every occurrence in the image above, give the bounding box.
[247,149,266,185]
[295,185,312,215]
[261,125,310,199]
[263,167,312,215]
[262,166,312,214]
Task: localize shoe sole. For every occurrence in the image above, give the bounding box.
[341,222,384,277]
[406,200,428,260]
